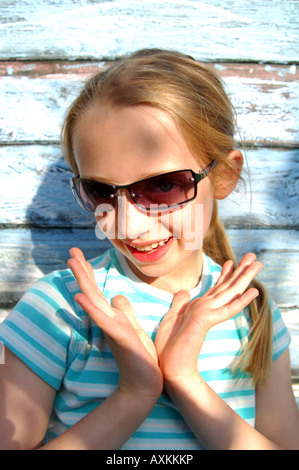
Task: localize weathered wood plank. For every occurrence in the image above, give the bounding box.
[1,0,298,63]
[0,145,298,229]
[1,61,298,82]
[0,227,297,310]
[0,63,298,146]
[227,229,299,309]
[0,228,110,308]
[218,147,299,228]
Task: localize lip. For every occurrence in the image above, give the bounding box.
[127,238,169,248]
[125,237,174,262]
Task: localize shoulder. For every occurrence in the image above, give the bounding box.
[0,248,117,389]
[36,247,116,300]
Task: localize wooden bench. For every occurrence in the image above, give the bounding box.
[0,0,298,406]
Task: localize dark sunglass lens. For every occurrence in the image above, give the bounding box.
[131,170,195,208]
[79,180,115,210]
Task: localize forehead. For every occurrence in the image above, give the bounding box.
[73,105,200,181]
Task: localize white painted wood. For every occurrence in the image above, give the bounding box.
[0,228,110,307]
[1,64,298,146]
[218,147,299,228]
[1,0,298,63]
[227,229,299,309]
[0,145,298,228]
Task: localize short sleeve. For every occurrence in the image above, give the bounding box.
[271,301,291,362]
[0,270,80,390]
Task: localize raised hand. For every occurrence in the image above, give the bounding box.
[67,247,163,401]
[155,253,263,383]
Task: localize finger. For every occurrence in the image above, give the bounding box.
[205,254,257,299]
[111,295,156,355]
[69,247,86,263]
[230,260,263,291]
[209,254,259,298]
[69,247,96,286]
[158,290,190,332]
[68,257,108,311]
[239,252,257,265]
[112,295,139,327]
[155,290,190,351]
[226,253,257,285]
[168,290,191,318]
[75,292,116,324]
[85,260,97,288]
[213,261,263,307]
[217,287,260,323]
[207,260,234,294]
[223,253,256,282]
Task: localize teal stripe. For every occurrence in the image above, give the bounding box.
[235,407,255,420]
[205,329,244,341]
[199,350,240,359]
[219,389,255,399]
[66,368,119,385]
[132,430,195,440]
[201,367,251,382]
[2,318,67,367]
[0,327,62,390]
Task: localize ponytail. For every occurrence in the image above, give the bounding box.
[203,201,273,386]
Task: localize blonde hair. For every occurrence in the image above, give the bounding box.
[61,49,272,385]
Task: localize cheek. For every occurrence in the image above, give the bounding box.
[94,206,117,240]
[163,194,214,250]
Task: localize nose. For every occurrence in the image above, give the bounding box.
[116,191,153,240]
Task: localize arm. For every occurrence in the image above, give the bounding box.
[155,253,299,449]
[0,347,160,450]
[0,348,56,450]
[0,248,162,450]
[165,350,299,450]
[255,348,299,449]
[164,371,282,450]
[42,388,158,450]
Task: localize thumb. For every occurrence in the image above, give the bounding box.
[159,290,191,329]
[112,295,139,326]
[155,290,191,350]
[168,290,191,318]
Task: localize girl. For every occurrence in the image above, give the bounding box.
[0,49,298,450]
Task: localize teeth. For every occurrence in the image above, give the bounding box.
[130,238,169,252]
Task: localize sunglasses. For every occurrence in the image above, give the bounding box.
[70,160,218,213]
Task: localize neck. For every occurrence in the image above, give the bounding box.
[127,249,204,295]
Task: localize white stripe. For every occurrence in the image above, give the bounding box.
[200,338,242,354]
[22,292,72,334]
[0,324,65,379]
[9,308,69,359]
[208,377,253,394]
[197,355,236,371]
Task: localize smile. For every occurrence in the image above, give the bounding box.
[125,237,174,262]
[128,238,170,252]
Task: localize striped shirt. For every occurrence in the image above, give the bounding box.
[0,248,291,449]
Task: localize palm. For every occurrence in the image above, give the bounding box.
[67,248,162,399]
[155,253,262,382]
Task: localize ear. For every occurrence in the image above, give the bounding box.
[213,149,243,200]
